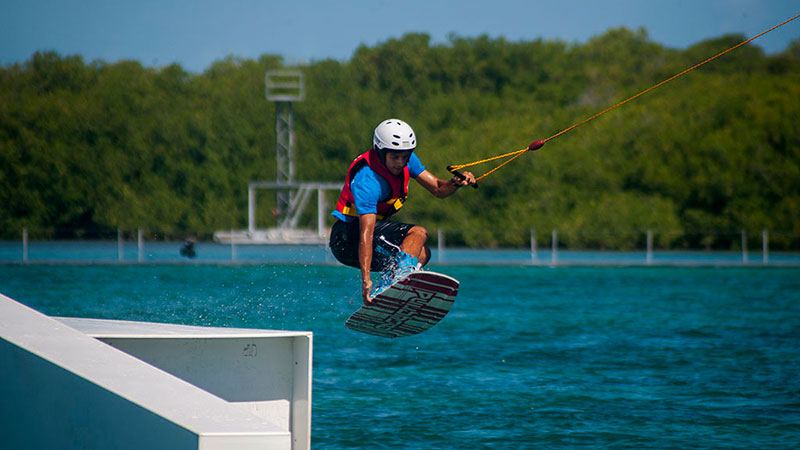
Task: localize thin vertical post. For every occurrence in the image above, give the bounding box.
[248,184,256,234]
[117,228,124,262]
[646,230,653,265]
[551,229,558,265]
[22,228,28,263]
[275,102,295,219]
[137,229,143,263]
[741,230,748,264]
[530,228,537,264]
[231,229,237,261]
[762,229,768,264]
[317,188,325,237]
[437,229,444,263]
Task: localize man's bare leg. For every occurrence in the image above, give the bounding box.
[401,226,431,266]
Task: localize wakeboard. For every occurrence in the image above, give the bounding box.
[345,271,459,338]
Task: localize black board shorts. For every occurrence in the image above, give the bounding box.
[329,218,415,272]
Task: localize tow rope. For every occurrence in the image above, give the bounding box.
[447,13,800,187]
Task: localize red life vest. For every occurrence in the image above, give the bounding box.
[335,148,410,220]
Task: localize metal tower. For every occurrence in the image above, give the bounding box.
[214,69,342,244]
[265,71,304,225]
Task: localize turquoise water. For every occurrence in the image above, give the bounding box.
[2,263,799,449]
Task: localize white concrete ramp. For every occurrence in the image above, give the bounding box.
[0,292,312,450]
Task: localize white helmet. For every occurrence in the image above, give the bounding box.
[373,119,416,151]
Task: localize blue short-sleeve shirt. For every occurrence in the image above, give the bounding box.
[332,152,426,222]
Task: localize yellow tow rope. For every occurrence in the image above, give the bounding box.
[448,13,800,186]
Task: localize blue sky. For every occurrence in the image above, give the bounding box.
[2,0,798,73]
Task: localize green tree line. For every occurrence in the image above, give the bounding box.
[1,28,798,248]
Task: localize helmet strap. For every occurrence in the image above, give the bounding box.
[376,146,387,165]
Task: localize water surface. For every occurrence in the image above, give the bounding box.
[2,264,798,449]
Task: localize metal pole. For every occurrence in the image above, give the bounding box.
[288,103,295,184]
[551,229,558,265]
[530,228,537,264]
[437,229,444,263]
[231,229,237,261]
[117,228,124,262]
[138,229,143,263]
[22,228,28,263]
[317,188,325,237]
[646,230,653,265]
[741,230,748,264]
[762,229,768,264]
[275,102,295,219]
[248,184,256,234]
